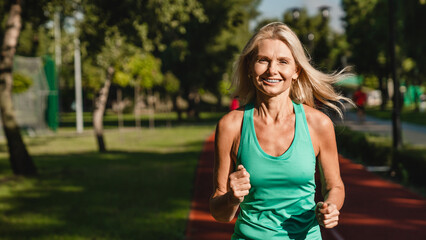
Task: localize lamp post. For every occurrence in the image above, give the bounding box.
[291,8,300,22]
[319,6,330,20]
[73,7,84,134]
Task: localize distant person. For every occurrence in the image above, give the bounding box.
[210,22,353,239]
[353,86,367,123]
[230,97,240,111]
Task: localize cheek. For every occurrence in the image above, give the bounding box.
[253,63,267,76]
[280,67,297,79]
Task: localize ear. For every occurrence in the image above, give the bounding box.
[292,67,301,80]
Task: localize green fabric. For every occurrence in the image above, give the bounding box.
[232,102,321,240]
[43,55,59,131]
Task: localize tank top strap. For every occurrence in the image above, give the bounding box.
[293,101,315,157]
[237,103,254,162]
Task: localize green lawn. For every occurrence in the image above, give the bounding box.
[0,123,217,239]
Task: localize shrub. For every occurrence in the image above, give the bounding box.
[335,126,425,187]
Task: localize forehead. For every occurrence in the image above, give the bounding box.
[257,38,293,57]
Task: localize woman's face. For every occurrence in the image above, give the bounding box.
[251,38,299,98]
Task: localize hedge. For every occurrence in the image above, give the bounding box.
[335,126,426,187]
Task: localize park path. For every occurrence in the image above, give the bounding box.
[185,132,426,240]
[338,111,426,146]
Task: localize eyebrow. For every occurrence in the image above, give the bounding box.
[256,55,293,62]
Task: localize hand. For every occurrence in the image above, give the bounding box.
[228,165,251,204]
[315,202,340,228]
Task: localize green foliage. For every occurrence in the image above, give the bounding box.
[163,71,180,94]
[170,0,260,101]
[127,53,163,90]
[218,73,233,96]
[82,59,105,99]
[395,147,426,186]
[113,70,132,87]
[12,72,33,93]
[401,58,416,73]
[399,0,426,84]
[133,22,154,52]
[336,126,392,166]
[342,0,389,76]
[335,126,426,187]
[96,27,129,70]
[282,7,346,71]
[362,75,380,89]
[343,0,426,87]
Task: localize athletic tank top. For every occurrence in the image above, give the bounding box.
[232,102,322,240]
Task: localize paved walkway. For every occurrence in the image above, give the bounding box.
[336,111,426,146]
[186,122,426,239]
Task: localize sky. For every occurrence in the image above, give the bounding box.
[252,0,345,32]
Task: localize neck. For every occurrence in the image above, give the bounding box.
[254,92,294,121]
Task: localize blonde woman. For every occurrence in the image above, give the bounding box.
[210,22,351,239]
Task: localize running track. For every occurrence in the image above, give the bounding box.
[186,133,426,240]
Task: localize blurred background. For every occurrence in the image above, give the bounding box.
[0,0,425,239]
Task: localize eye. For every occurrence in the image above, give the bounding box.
[279,59,288,64]
[257,57,269,63]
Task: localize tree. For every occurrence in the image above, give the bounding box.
[71,0,206,150]
[125,52,163,128]
[162,71,180,122]
[342,0,390,108]
[91,28,132,152]
[169,0,260,116]
[282,7,345,72]
[0,0,37,175]
[399,0,426,112]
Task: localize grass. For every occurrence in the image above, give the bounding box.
[0,120,218,239]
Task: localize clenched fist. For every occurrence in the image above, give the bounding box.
[228,165,251,204]
[315,202,340,228]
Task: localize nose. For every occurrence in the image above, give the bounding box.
[268,61,278,75]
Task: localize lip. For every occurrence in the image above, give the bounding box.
[261,77,283,84]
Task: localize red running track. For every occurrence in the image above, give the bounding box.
[186,133,426,240]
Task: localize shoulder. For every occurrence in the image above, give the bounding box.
[217,107,245,135]
[302,104,334,133]
[302,104,336,155]
[215,107,245,154]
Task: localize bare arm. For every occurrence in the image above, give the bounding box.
[306,106,344,228]
[209,113,250,222]
[316,116,345,211]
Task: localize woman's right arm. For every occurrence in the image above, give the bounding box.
[209,113,251,222]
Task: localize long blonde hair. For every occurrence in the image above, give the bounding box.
[232,22,353,118]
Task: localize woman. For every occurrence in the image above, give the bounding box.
[210,22,351,239]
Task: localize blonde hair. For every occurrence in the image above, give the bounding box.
[232,22,353,118]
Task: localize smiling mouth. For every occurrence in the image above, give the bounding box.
[262,78,283,83]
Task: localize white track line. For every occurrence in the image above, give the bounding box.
[329,228,345,240]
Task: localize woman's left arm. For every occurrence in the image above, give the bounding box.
[309,109,345,229]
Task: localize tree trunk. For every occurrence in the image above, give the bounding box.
[172,95,183,122]
[117,88,123,129]
[134,83,141,128]
[378,73,388,110]
[93,66,113,152]
[147,89,155,129]
[0,1,37,176]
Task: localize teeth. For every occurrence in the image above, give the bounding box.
[264,79,281,83]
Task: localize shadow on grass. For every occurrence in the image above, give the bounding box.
[0,140,206,239]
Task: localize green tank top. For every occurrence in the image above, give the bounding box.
[232,102,321,240]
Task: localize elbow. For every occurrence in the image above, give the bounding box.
[209,199,234,223]
[211,213,234,223]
